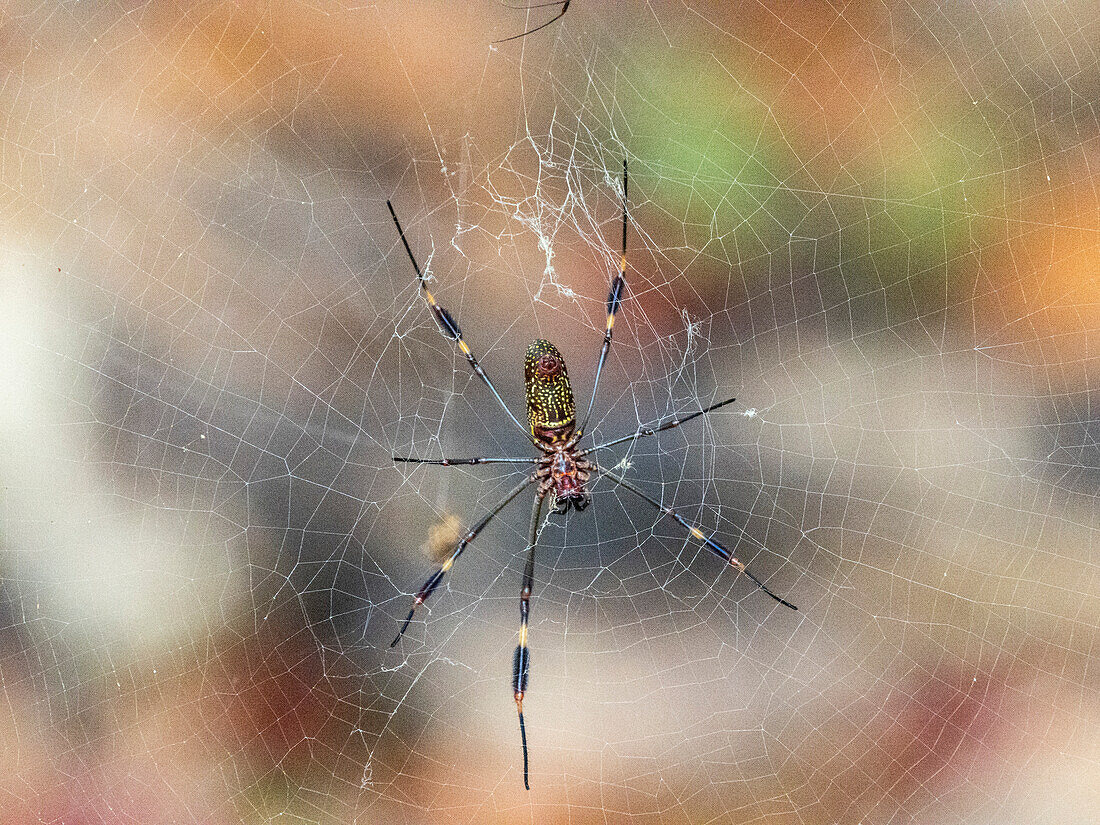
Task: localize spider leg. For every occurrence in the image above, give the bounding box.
[503,0,571,7]
[600,469,797,611]
[581,395,738,456]
[394,455,539,467]
[390,477,534,647]
[513,491,546,790]
[495,1,571,43]
[387,201,535,444]
[579,159,628,438]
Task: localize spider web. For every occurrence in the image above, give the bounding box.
[1,1,1097,823]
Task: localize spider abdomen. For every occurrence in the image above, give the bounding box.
[524,339,576,444]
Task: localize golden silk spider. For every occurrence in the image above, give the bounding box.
[387,160,796,790]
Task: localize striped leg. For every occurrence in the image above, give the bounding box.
[579,159,629,437]
[390,477,534,647]
[393,455,539,467]
[387,201,534,443]
[581,396,739,456]
[601,470,797,611]
[513,491,546,790]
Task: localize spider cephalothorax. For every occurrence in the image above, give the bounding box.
[388,160,795,791]
[538,443,592,514]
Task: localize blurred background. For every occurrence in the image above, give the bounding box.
[0,1,1097,822]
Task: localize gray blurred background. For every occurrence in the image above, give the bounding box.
[0,1,1097,823]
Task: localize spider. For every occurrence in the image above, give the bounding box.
[387,160,797,790]
[496,1,571,43]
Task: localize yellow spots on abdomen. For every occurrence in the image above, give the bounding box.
[524,339,576,438]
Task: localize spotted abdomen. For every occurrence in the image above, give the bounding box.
[524,339,575,444]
